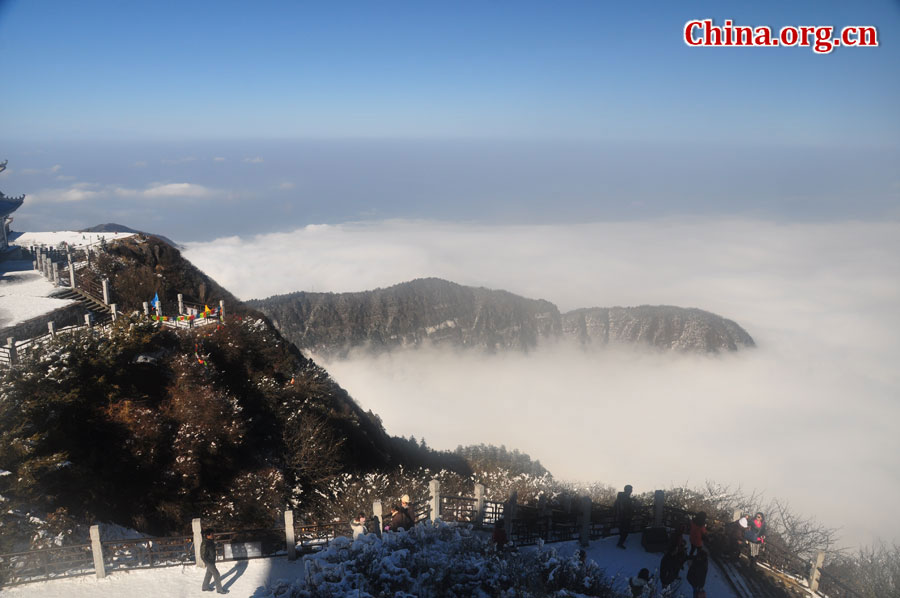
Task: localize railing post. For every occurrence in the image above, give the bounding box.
[84,314,93,328]
[192,518,203,567]
[101,279,110,305]
[52,262,60,286]
[654,490,665,527]
[580,496,591,547]
[219,300,225,321]
[48,321,56,337]
[68,262,76,288]
[6,338,16,365]
[110,303,118,321]
[177,294,184,315]
[284,510,296,560]
[90,525,106,579]
[429,479,441,521]
[474,483,486,525]
[143,301,150,316]
[809,550,826,592]
[373,500,383,538]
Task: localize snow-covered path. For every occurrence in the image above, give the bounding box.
[0,261,74,329]
[1,231,134,330]
[1,535,738,598]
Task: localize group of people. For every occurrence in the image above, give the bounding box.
[736,511,767,563]
[628,520,711,598]
[644,512,711,598]
[616,483,769,598]
[198,485,769,595]
[349,493,416,540]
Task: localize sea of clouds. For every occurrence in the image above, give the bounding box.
[184,218,900,548]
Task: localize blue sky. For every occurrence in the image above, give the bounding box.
[2,0,898,143]
[0,0,898,239]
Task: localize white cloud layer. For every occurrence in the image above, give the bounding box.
[139,182,212,198]
[183,219,900,547]
[26,182,216,204]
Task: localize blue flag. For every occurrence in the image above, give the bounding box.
[151,292,160,309]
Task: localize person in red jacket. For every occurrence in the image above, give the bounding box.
[744,512,767,565]
[689,511,708,556]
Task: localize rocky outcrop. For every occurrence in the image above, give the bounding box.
[249,278,755,356]
[562,305,754,351]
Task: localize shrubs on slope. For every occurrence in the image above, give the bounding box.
[0,313,402,548]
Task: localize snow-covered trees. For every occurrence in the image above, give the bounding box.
[260,522,623,598]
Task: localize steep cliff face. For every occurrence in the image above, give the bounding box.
[249,278,755,356]
[562,306,755,351]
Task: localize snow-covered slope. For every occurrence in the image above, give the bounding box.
[0,265,75,329]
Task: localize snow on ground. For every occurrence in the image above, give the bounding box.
[0,261,74,329]
[0,534,738,598]
[0,231,134,330]
[11,231,134,248]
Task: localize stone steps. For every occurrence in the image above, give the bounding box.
[52,287,112,324]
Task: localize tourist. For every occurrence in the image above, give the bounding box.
[400,494,414,526]
[492,519,508,550]
[659,533,688,589]
[614,484,634,549]
[628,567,651,597]
[388,503,412,531]
[351,512,368,540]
[745,512,767,565]
[689,511,708,556]
[687,548,708,598]
[200,529,227,594]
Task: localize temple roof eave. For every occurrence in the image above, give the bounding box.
[0,195,26,219]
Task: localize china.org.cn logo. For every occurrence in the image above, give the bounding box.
[684,19,878,54]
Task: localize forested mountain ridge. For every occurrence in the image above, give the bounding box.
[248,278,755,357]
[0,236,470,550]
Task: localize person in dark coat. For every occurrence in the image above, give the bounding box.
[491,518,509,550]
[200,529,227,594]
[687,548,708,598]
[388,503,413,531]
[724,514,748,560]
[614,484,634,549]
[689,511,708,556]
[659,533,688,588]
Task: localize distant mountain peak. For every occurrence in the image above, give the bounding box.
[248,278,755,356]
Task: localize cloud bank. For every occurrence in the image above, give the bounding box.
[186,218,900,547]
[26,182,217,204]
